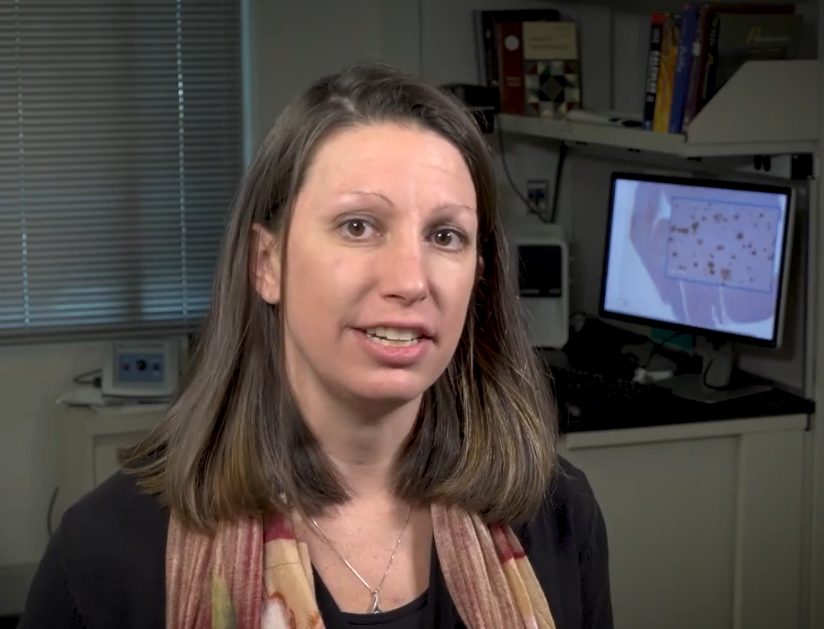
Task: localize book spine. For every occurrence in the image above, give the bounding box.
[697,11,721,114]
[642,13,665,131]
[686,4,795,125]
[480,9,562,89]
[480,11,499,88]
[498,21,526,115]
[682,4,709,129]
[669,5,698,133]
[653,13,680,133]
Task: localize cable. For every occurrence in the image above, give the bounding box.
[701,355,747,392]
[549,141,568,224]
[642,331,684,369]
[495,121,568,223]
[73,368,102,386]
[47,486,59,537]
[701,356,736,391]
[702,358,715,388]
[496,122,540,216]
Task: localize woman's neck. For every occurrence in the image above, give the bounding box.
[297,388,423,498]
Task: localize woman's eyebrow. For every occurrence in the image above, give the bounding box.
[340,190,475,215]
[343,189,394,206]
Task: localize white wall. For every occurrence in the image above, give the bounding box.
[0,342,106,612]
[247,0,421,147]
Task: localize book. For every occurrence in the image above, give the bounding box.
[476,9,562,89]
[682,4,711,130]
[642,13,666,131]
[669,4,699,133]
[498,20,528,114]
[701,12,803,107]
[683,3,795,128]
[522,21,582,118]
[653,13,681,133]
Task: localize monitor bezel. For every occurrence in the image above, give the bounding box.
[598,171,796,349]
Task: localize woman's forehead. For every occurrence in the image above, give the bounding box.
[298,124,476,206]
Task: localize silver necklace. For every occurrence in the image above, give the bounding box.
[309,506,413,614]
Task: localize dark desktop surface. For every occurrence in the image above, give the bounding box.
[552,373,813,434]
[542,318,815,435]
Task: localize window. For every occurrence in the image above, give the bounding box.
[0,0,242,342]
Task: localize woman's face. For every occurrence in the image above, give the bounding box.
[256,123,479,408]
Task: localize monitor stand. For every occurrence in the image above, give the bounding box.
[659,340,773,404]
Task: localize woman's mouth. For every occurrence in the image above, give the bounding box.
[363,327,424,347]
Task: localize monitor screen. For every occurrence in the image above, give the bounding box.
[600,172,794,348]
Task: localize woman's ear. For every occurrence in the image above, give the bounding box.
[476,255,485,281]
[250,224,282,304]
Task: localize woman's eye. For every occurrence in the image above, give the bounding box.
[432,229,464,249]
[341,219,372,238]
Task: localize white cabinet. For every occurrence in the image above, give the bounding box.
[560,415,809,629]
[54,405,163,524]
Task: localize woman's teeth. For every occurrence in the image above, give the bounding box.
[365,327,422,346]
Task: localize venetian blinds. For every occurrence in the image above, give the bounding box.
[0,0,242,342]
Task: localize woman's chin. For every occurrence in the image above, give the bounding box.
[342,374,432,408]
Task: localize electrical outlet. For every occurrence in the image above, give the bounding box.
[526,179,549,216]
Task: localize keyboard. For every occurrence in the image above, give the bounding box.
[549,367,672,409]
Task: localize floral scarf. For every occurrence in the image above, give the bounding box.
[166,503,556,629]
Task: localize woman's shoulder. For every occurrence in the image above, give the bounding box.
[517,456,613,629]
[516,455,605,558]
[60,469,169,551]
[59,470,169,584]
[518,455,602,532]
[23,471,169,628]
[544,455,602,534]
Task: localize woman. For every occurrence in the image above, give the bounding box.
[20,64,613,629]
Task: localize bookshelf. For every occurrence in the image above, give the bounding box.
[499,59,820,158]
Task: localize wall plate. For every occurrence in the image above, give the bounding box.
[101,339,179,400]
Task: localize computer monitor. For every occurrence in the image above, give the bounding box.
[599,172,795,397]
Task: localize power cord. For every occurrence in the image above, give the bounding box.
[73,368,102,388]
[641,331,685,369]
[47,486,59,537]
[549,141,568,224]
[495,121,567,223]
[496,122,539,216]
[701,357,738,391]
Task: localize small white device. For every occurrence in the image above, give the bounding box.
[505,218,570,349]
[101,339,180,399]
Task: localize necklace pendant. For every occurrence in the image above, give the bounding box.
[369,591,382,614]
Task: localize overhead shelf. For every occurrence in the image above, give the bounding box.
[499,60,820,158]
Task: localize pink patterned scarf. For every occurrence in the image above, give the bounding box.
[166,503,555,629]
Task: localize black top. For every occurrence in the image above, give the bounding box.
[19,457,613,629]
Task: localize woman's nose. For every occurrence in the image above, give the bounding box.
[378,235,428,304]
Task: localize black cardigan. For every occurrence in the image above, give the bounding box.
[19,457,613,629]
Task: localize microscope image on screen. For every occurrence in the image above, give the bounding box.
[602,176,791,344]
[664,198,777,293]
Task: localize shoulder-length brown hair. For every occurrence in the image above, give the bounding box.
[122,64,557,532]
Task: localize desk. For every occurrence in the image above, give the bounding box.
[559,383,814,435]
